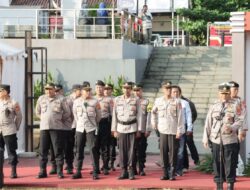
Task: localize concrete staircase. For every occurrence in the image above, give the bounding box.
[144,47,232,154]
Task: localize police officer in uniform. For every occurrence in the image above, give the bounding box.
[112,82,141,180]
[151,81,184,180]
[132,84,151,176]
[49,84,65,175]
[203,83,242,190]
[104,83,117,171]
[228,81,248,141]
[95,80,113,175]
[64,84,82,174]
[0,84,22,178]
[36,83,71,179]
[72,81,101,180]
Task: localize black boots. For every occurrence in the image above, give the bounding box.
[57,165,64,179]
[160,168,169,180]
[110,161,116,171]
[10,165,17,178]
[168,167,175,180]
[118,169,129,180]
[49,164,57,175]
[72,170,82,179]
[66,163,74,174]
[227,183,234,190]
[216,182,223,190]
[37,168,47,178]
[129,168,135,180]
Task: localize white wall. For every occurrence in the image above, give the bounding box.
[246,32,250,159]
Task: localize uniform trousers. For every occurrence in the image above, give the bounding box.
[212,142,238,183]
[75,130,99,171]
[132,133,148,171]
[160,133,179,170]
[109,136,117,162]
[39,130,64,169]
[50,130,75,168]
[0,133,18,166]
[118,132,135,170]
[183,133,200,169]
[97,118,111,169]
[64,129,76,167]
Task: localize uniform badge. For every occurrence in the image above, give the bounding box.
[15,104,20,112]
[96,102,101,110]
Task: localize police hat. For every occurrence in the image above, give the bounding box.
[95,80,105,86]
[228,81,239,88]
[72,84,82,91]
[218,83,230,94]
[133,84,143,90]
[55,84,63,91]
[122,82,134,89]
[82,81,91,90]
[161,80,172,88]
[104,83,114,90]
[44,83,55,90]
[0,84,10,94]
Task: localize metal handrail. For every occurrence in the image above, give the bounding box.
[0,8,143,42]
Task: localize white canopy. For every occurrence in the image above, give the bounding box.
[0,0,10,7]
[0,42,26,155]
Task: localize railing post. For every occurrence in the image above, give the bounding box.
[111,8,115,39]
[73,9,76,39]
[35,9,38,39]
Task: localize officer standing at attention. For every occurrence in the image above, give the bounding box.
[36,83,71,179]
[72,81,101,180]
[203,83,242,190]
[112,82,141,180]
[132,84,151,176]
[0,84,22,178]
[228,81,248,142]
[151,81,184,180]
[95,80,113,175]
[63,84,82,174]
[104,83,117,171]
[49,84,69,175]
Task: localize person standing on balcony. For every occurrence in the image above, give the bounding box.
[96,2,109,25]
[139,4,153,44]
[0,85,22,179]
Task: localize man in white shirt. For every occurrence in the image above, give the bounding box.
[139,4,153,44]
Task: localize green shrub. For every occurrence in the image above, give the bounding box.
[104,75,126,97]
[244,153,250,176]
[195,154,213,174]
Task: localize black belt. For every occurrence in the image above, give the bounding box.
[117,119,137,125]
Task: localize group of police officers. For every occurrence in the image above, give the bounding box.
[0,79,247,190]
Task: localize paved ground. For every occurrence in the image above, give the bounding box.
[2,155,250,190]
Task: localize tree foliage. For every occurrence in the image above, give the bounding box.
[177,0,250,45]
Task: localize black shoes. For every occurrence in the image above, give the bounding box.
[49,166,57,175]
[10,166,17,179]
[118,170,129,180]
[216,182,223,190]
[227,183,234,190]
[67,167,74,174]
[36,171,47,179]
[103,168,109,175]
[72,171,82,179]
[129,170,135,180]
[92,172,99,180]
[139,170,146,176]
